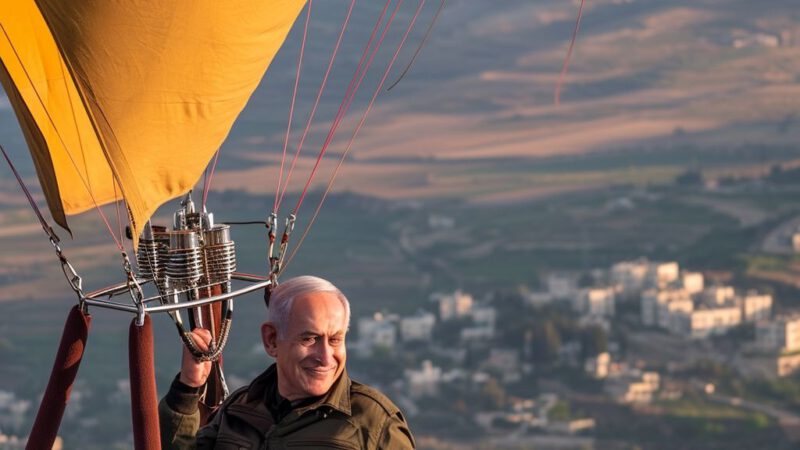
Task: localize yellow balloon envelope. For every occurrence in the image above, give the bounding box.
[0,0,306,247]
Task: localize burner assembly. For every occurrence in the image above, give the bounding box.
[137,194,237,305]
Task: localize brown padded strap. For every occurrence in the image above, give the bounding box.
[129,314,161,450]
[26,305,91,450]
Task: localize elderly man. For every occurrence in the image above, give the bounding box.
[159,275,415,449]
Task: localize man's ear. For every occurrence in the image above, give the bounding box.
[262,322,279,357]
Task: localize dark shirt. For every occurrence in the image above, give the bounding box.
[263,375,320,424]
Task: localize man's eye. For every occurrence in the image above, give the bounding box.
[330,337,343,346]
[301,336,316,345]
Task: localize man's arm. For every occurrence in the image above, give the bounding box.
[159,329,215,450]
[159,376,202,450]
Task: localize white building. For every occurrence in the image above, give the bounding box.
[611,259,650,293]
[647,262,680,288]
[672,306,742,339]
[682,271,704,295]
[756,315,800,353]
[574,287,615,317]
[703,286,736,306]
[742,292,772,322]
[405,360,442,398]
[357,313,397,350]
[793,232,800,252]
[546,273,578,299]
[640,288,691,327]
[606,371,660,404]
[662,298,695,332]
[434,290,473,320]
[584,352,611,379]
[400,312,436,342]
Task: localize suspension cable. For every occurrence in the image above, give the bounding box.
[386,0,445,91]
[284,0,427,270]
[0,144,57,242]
[554,0,586,106]
[1,144,85,303]
[267,0,398,278]
[274,0,313,213]
[292,0,404,215]
[274,0,357,214]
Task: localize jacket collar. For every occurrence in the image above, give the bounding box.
[230,363,352,430]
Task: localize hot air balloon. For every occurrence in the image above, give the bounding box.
[0,0,438,447]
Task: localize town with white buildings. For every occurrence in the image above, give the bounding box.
[342,255,800,444]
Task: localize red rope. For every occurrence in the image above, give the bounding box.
[274,0,313,213]
[26,306,91,450]
[285,0,427,268]
[554,0,586,106]
[387,0,445,91]
[0,144,55,238]
[274,0,357,213]
[292,0,403,214]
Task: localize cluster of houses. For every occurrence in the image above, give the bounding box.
[474,394,596,436]
[584,352,664,404]
[354,290,513,394]
[631,264,773,339]
[353,290,598,434]
[738,314,800,378]
[611,259,800,378]
[354,289,497,355]
[352,254,800,432]
[521,255,800,396]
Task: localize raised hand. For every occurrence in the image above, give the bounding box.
[179,328,213,388]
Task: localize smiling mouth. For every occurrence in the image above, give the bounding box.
[304,366,336,376]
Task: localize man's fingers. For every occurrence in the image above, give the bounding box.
[189,328,213,352]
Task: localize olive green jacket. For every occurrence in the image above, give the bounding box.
[159,364,415,449]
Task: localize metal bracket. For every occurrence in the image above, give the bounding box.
[122,252,146,326]
[273,213,296,276]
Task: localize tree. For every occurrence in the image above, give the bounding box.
[481,378,507,410]
[532,321,562,364]
[580,326,608,359]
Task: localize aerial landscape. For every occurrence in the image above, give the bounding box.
[1,0,800,448]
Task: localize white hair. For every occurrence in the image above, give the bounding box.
[268,275,351,339]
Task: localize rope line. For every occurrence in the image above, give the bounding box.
[386,0,445,91]
[0,144,55,240]
[277,0,390,212]
[285,0,427,269]
[554,0,586,106]
[274,0,313,213]
[292,0,403,215]
[274,0,357,213]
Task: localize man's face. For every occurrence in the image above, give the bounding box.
[262,291,347,401]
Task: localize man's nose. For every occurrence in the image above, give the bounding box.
[314,339,335,365]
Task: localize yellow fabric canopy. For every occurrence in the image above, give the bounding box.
[0,0,306,246]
